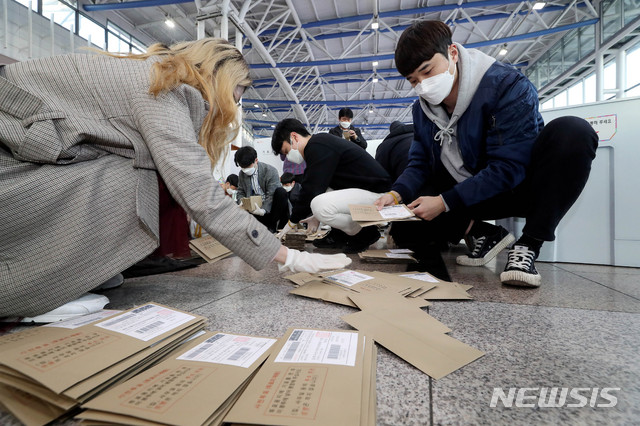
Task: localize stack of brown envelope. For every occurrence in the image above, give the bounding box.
[189,236,232,264]
[0,303,206,426]
[283,230,307,250]
[349,204,419,227]
[342,291,484,379]
[392,272,474,300]
[77,331,277,426]
[289,269,433,308]
[240,195,263,212]
[224,327,377,426]
[358,248,417,263]
[305,228,329,242]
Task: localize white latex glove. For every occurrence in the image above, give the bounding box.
[300,215,320,234]
[275,221,297,240]
[251,203,266,216]
[277,248,352,273]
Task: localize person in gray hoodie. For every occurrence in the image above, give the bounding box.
[375,20,598,288]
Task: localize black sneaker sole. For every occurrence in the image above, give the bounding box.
[456,233,515,266]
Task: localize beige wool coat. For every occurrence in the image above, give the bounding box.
[0,54,281,317]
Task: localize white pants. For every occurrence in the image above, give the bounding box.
[310,188,383,236]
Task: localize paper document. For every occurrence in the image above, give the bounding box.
[177,333,276,368]
[325,270,374,287]
[95,303,195,341]
[274,329,359,366]
[349,203,414,223]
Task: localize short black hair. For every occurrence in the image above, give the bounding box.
[226,173,238,187]
[395,20,452,77]
[280,172,295,185]
[271,118,311,155]
[234,146,257,168]
[338,107,353,119]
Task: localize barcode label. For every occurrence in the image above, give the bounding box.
[101,314,133,327]
[228,347,250,361]
[183,344,213,359]
[327,344,340,359]
[177,333,276,368]
[135,321,163,334]
[284,341,300,360]
[275,329,358,366]
[95,304,195,341]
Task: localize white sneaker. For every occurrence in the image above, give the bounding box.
[21,293,110,323]
[93,273,124,291]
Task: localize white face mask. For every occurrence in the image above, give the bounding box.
[414,55,456,105]
[286,139,304,164]
[339,121,351,129]
[283,185,293,192]
[241,166,256,176]
[226,188,236,196]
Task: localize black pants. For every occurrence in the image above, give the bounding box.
[391,116,599,247]
[255,187,290,232]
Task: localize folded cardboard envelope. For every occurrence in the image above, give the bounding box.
[224,328,375,426]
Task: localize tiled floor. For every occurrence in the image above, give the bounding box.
[1,238,639,425]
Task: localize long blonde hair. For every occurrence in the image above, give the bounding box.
[102,38,250,166]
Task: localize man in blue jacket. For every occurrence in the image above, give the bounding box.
[375,20,598,287]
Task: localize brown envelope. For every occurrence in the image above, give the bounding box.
[342,293,484,380]
[0,383,66,426]
[393,272,473,300]
[284,272,321,287]
[323,270,427,295]
[189,235,232,263]
[64,322,205,401]
[358,249,417,263]
[83,331,276,426]
[0,303,206,394]
[349,204,414,223]
[240,195,263,212]
[224,328,372,426]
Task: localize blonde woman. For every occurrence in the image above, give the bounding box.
[0,38,350,319]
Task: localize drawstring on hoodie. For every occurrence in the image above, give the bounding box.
[434,126,455,146]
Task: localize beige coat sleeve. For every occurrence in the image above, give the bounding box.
[131,85,281,270]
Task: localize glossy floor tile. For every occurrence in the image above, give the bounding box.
[1,239,638,425]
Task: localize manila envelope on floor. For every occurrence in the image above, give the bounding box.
[224,328,374,426]
[240,195,263,212]
[64,321,205,402]
[394,272,474,300]
[358,249,417,263]
[82,331,277,426]
[342,292,484,380]
[323,270,430,296]
[0,303,205,395]
[0,383,67,426]
[189,235,232,263]
[289,279,431,309]
[0,310,122,352]
[284,272,321,287]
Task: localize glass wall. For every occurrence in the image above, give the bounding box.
[531,0,640,109]
[9,0,144,53]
